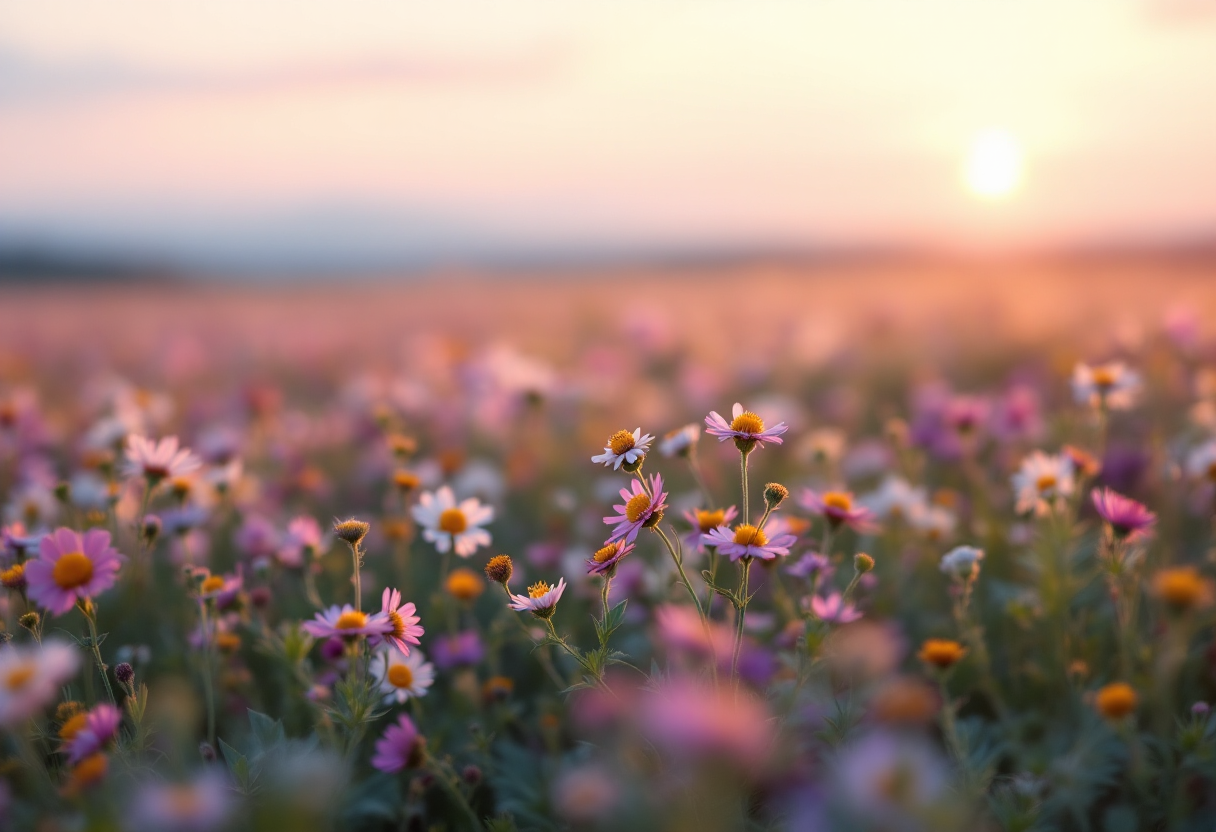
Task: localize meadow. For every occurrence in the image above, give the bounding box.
[3,260,1216,831]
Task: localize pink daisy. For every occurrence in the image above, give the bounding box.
[603,474,668,544]
[586,541,634,576]
[799,489,876,533]
[124,435,202,482]
[682,506,738,553]
[1092,488,1156,541]
[302,604,393,641]
[371,713,425,773]
[508,577,567,618]
[704,403,788,451]
[369,588,424,655]
[807,592,862,624]
[24,528,126,616]
[700,523,796,562]
[61,703,122,764]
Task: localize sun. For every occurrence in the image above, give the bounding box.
[964,129,1023,199]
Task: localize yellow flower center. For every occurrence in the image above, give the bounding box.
[732,524,768,547]
[730,411,765,434]
[4,662,36,691]
[625,492,652,523]
[200,575,225,594]
[528,581,551,599]
[1092,367,1117,389]
[1096,682,1138,719]
[593,543,620,563]
[59,712,89,741]
[386,609,405,638]
[439,508,468,535]
[608,430,636,455]
[1154,567,1206,608]
[822,492,852,512]
[72,753,109,785]
[52,552,94,590]
[446,568,484,601]
[393,470,421,490]
[335,610,368,630]
[918,638,966,668]
[1,563,24,587]
[1036,474,1058,492]
[695,509,726,531]
[387,664,414,689]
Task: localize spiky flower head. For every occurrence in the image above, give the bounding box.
[763,482,790,510]
[484,554,514,585]
[333,518,370,548]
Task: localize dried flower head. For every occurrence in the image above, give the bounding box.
[333,518,371,547]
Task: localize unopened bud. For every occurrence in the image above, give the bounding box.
[763,482,790,510]
[53,482,72,504]
[854,553,875,574]
[199,742,217,763]
[484,555,514,586]
[141,515,162,547]
[461,764,482,785]
[19,611,40,632]
[115,662,135,686]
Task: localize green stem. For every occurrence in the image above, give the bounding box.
[653,526,704,619]
[429,759,484,831]
[350,542,363,612]
[731,558,752,681]
[740,451,751,524]
[198,598,217,745]
[83,605,116,707]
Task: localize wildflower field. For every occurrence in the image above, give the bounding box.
[3,263,1216,831]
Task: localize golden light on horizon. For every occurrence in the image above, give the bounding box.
[964,128,1024,200]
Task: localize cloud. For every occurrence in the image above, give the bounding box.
[0,42,571,105]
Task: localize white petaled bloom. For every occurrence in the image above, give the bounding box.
[1186,440,1216,483]
[658,424,701,458]
[0,641,80,728]
[910,504,957,542]
[508,577,567,618]
[1012,451,1075,516]
[861,475,928,522]
[940,545,985,581]
[371,647,435,704]
[591,428,654,470]
[1072,362,1141,411]
[411,486,493,557]
[124,435,202,482]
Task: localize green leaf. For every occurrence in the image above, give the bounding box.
[247,709,285,754]
[218,738,251,791]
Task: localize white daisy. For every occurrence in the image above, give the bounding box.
[1011,451,1075,515]
[411,486,493,557]
[860,475,928,521]
[371,647,435,704]
[591,428,654,470]
[1072,362,1141,411]
[658,424,700,458]
[0,641,79,728]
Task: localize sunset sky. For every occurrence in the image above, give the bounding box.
[2,1,1215,271]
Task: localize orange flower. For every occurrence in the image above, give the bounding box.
[917,638,967,669]
[1095,682,1138,720]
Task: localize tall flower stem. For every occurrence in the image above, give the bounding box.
[81,601,116,707]
[428,758,485,831]
[740,450,752,524]
[198,598,217,745]
[653,526,704,619]
[498,585,566,690]
[731,557,753,681]
[350,541,363,613]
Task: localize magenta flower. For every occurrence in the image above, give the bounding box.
[369,588,424,655]
[682,506,738,553]
[586,540,635,575]
[124,435,202,482]
[302,604,393,641]
[807,592,862,624]
[700,524,796,562]
[61,703,122,764]
[1092,488,1156,540]
[799,489,876,532]
[24,528,126,616]
[603,474,668,544]
[371,713,424,773]
[704,403,788,451]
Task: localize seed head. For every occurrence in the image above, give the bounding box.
[484,554,514,586]
[763,482,790,510]
[18,611,40,632]
[333,518,370,547]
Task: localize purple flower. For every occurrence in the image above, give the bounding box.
[603,474,668,544]
[24,527,126,616]
[701,524,796,562]
[786,552,832,580]
[431,630,484,670]
[807,592,862,624]
[704,402,788,451]
[124,434,202,481]
[371,713,424,773]
[370,588,424,655]
[586,541,634,575]
[61,703,122,764]
[799,490,875,533]
[233,515,280,563]
[1092,487,1156,540]
[129,774,232,831]
[302,605,393,641]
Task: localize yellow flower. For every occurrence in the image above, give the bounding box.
[917,638,967,669]
[1095,682,1138,720]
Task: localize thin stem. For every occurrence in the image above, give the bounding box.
[687,450,714,506]
[653,526,704,619]
[350,542,363,613]
[198,598,217,745]
[731,558,752,681]
[429,759,484,831]
[83,605,116,707]
[740,451,751,525]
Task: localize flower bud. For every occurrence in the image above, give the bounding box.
[141,515,162,547]
[115,662,135,686]
[484,555,514,586]
[199,742,217,762]
[462,764,482,785]
[53,481,72,504]
[763,482,790,510]
[18,611,40,632]
[333,518,370,548]
[853,553,875,574]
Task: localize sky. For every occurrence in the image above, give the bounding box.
[2,1,1216,272]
